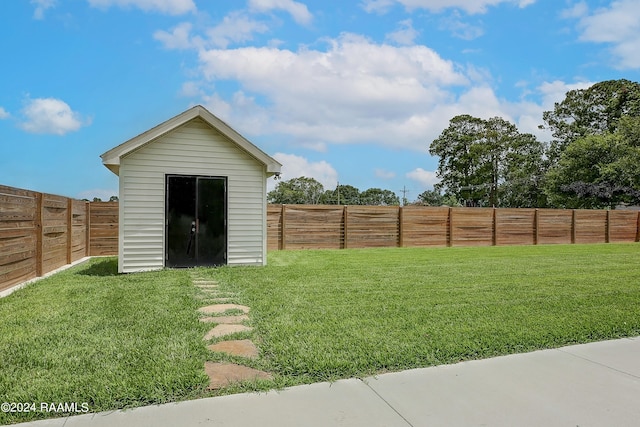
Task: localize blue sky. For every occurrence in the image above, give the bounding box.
[1,0,639,201]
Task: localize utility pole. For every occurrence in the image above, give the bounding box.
[399,185,410,206]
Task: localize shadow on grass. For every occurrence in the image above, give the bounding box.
[77,258,119,276]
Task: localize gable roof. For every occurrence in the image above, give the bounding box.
[100,105,282,176]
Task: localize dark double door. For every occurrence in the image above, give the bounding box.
[166,175,227,267]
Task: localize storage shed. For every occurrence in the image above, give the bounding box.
[100,105,282,273]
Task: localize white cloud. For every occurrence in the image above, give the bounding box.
[153,22,195,49]
[537,80,594,108]
[362,0,536,14]
[385,19,420,45]
[248,0,313,25]
[31,0,56,19]
[198,33,470,150]
[20,98,87,135]
[439,12,484,40]
[560,1,588,19]
[87,0,196,15]
[362,0,396,14]
[268,153,338,192]
[569,0,640,69]
[206,11,270,48]
[179,81,202,97]
[0,107,9,119]
[375,169,396,179]
[406,168,439,189]
[188,31,586,152]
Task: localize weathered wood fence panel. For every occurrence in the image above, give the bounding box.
[266,204,283,250]
[536,209,574,244]
[71,200,88,263]
[347,206,399,248]
[450,208,494,246]
[495,208,536,246]
[280,205,344,250]
[401,206,450,247]
[0,185,119,292]
[41,193,69,274]
[609,210,639,243]
[89,202,119,256]
[0,186,38,289]
[574,210,607,244]
[267,204,640,251]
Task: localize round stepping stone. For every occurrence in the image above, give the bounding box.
[199,314,249,324]
[198,304,249,315]
[204,324,253,340]
[204,362,272,390]
[208,339,259,359]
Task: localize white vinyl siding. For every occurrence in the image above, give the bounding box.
[118,118,266,273]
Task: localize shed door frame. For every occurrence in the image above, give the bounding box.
[165,174,228,267]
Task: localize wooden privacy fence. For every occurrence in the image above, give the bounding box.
[0,185,119,291]
[267,204,640,250]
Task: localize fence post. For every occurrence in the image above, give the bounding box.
[605,210,610,243]
[343,205,349,249]
[281,204,286,250]
[636,211,640,243]
[85,202,91,257]
[534,209,539,245]
[492,208,497,246]
[447,207,453,247]
[571,210,576,244]
[66,198,72,264]
[398,206,404,248]
[35,192,43,277]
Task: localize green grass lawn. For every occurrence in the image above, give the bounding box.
[206,243,640,382]
[0,258,211,425]
[1,243,639,424]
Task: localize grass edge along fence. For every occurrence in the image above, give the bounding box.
[0,185,118,291]
[267,204,640,251]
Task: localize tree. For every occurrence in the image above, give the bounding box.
[267,177,325,204]
[416,189,444,206]
[360,188,400,205]
[321,184,360,205]
[500,132,548,208]
[542,79,640,161]
[109,196,119,202]
[429,115,546,207]
[544,116,640,208]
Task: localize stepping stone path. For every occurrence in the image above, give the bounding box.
[207,339,259,359]
[204,362,272,390]
[203,324,253,341]
[198,303,250,315]
[200,314,249,324]
[192,275,272,390]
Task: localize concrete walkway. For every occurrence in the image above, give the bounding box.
[13,336,640,427]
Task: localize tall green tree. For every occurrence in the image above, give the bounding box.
[267,177,325,204]
[544,116,640,208]
[321,184,360,205]
[360,188,400,205]
[414,189,460,206]
[429,115,545,207]
[542,79,640,161]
